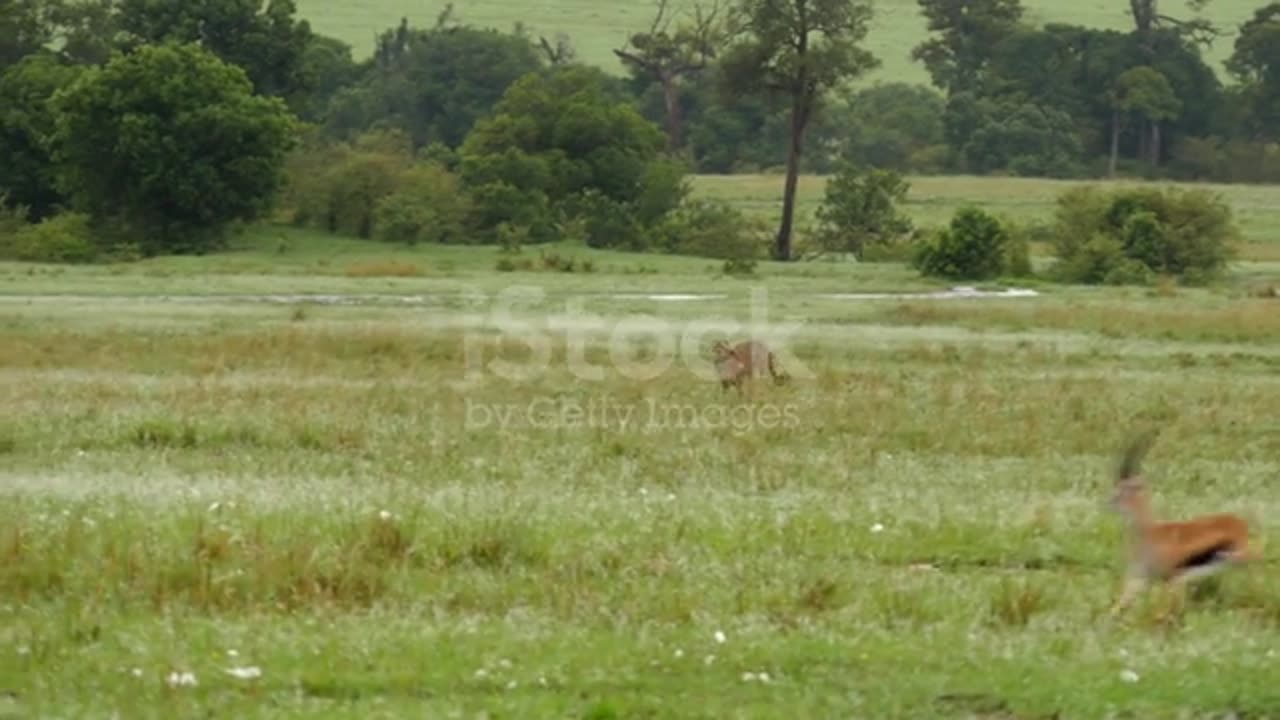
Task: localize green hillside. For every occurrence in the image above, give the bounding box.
[298,0,1258,86]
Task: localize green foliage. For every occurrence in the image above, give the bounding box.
[323,21,543,149]
[1226,3,1280,141]
[0,53,83,220]
[721,0,882,260]
[51,41,298,256]
[115,0,315,106]
[283,128,474,244]
[814,163,914,260]
[954,97,1084,177]
[458,64,678,247]
[653,197,768,268]
[913,206,1012,280]
[830,82,947,173]
[1111,66,1182,124]
[912,0,1026,96]
[0,211,97,263]
[1048,185,1238,285]
[373,163,472,244]
[294,34,362,122]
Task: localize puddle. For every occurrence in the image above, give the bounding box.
[608,293,727,302]
[820,286,1040,301]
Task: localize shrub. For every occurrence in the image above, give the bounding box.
[653,198,768,266]
[813,163,914,261]
[2,212,98,263]
[373,163,472,244]
[1049,185,1238,285]
[913,206,1011,281]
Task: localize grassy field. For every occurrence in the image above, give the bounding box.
[3,269,1280,717]
[296,0,1262,86]
[3,169,1280,716]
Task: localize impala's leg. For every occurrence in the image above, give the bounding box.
[1109,573,1147,617]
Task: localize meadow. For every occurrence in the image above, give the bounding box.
[296,0,1264,86]
[3,167,1280,717]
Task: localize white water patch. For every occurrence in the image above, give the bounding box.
[819,286,1040,301]
[608,293,728,302]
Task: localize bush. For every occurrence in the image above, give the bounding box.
[1049,185,1238,285]
[912,207,1011,281]
[1,212,98,263]
[653,198,768,266]
[813,163,914,261]
[373,163,472,244]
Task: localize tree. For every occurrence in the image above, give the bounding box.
[912,0,1025,96]
[0,53,84,219]
[294,33,361,122]
[51,41,298,255]
[1128,0,1217,49]
[813,162,913,259]
[457,65,682,248]
[0,0,53,68]
[323,19,543,149]
[1226,3,1280,142]
[115,0,314,105]
[825,82,945,172]
[913,206,1012,280]
[721,0,880,261]
[1108,66,1180,174]
[614,0,723,151]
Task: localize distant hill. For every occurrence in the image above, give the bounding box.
[297,0,1257,86]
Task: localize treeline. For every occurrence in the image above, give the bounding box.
[0,0,1269,276]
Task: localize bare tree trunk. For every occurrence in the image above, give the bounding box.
[775,98,807,262]
[1109,109,1121,178]
[660,74,683,152]
[1150,121,1161,166]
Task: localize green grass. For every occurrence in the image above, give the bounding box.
[7,171,1279,299]
[2,172,1279,716]
[3,275,1280,717]
[296,0,1263,87]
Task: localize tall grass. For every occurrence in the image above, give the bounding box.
[2,290,1279,717]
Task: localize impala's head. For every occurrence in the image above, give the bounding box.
[1109,428,1159,516]
[1109,476,1148,514]
[711,340,733,359]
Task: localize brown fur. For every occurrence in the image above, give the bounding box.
[1107,429,1258,617]
[711,339,789,396]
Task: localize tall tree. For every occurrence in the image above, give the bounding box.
[51,41,297,255]
[721,0,879,261]
[1108,65,1180,174]
[0,0,53,67]
[0,53,84,218]
[614,0,723,151]
[1128,0,1217,49]
[912,0,1024,97]
[1226,3,1280,142]
[115,0,314,104]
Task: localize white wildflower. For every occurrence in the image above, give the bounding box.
[714,630,726,644]
[871,523,885,533]
[225,666,262,680]
[166,671,197,688]
[1120,669,1139,683]
[378,510,393,521]
[673,648,684,659]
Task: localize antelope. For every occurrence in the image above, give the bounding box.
[1107,429,1259,618]
[711,339,789,397]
